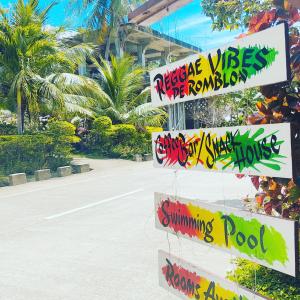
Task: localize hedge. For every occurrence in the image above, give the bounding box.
[0,123,17,135]
[0,121,79,175]
[83,116,162,159]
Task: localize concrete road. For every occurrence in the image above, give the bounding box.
[0,159,256,300]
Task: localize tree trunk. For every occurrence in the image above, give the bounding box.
[114,36,121,58]
[17,87,23,134]
[104,30,112,61]
[114,25,122,58]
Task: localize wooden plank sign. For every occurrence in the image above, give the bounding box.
[155,192,299,276]
[158,250,270,300]
[150,23,290,106]
[152,123,293,178]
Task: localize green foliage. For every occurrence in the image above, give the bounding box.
[111,124,151,157]
[0,121,78,175]
[69,0,144,59]
[47,120,79,142]
[228,258,300,300]
[87,116,114,154]
[0,175,9,187]
[113,124,137,144]
[0,0,103,133]
[84,117,159,159]
[202,0,273,31]
[145,126,163,134]
[0,123,17,135]
[92,116,112,131]
[92,54,167,128]
[111,144,137,159]
[0,135,51,175]
[212,88,262,126]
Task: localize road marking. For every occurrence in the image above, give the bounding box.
[0,175,113,199]
[45,188,144,220]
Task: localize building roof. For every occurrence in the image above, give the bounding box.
[128,0,193,26]
[59,24,201,66]
[121,23,201,61]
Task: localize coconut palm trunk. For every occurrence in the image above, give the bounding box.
[16,87,23,134]
[104,30,112,61]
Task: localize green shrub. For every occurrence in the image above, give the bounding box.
[92,116,112,131]
[82,122,162,159]
[0,121,79,175]
[0,123,17,135]
[113,124,138,146]
[111,145,136,159]
[0,175,9,187]
[47,120,79,142]
[86,116,114,154]
[227,259,300,300]
[145,126,163,133]
[0,135,51,175]
[109,125,155,158]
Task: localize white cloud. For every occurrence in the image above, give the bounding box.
[43,25,58,32]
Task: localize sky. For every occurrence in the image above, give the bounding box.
[151,0,243,50]
[0,0,243,51]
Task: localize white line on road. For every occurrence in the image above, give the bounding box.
[45,188,144,220]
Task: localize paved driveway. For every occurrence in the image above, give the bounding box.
[0,159,256,300]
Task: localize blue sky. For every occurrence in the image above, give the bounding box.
[0,0,243,50]
[151,0,243,50]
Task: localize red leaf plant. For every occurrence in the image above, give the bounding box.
[238,3,300,220]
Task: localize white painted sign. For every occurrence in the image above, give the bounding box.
[158,250,270,300]
[155,192,299,277]
[152,123,293,178]
[150,23,289,106]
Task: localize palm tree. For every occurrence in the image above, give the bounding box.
[69,0,143,60]
[0,0,106,133]
[92,54,167,129]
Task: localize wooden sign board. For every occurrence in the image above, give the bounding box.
[155,192,299,277]
[158,250,270,300]
[152,123,293,178]
[150,23,290,106]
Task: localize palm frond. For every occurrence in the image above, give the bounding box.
[62,43,95,65]
[125,103,167,127]
[38,1,58,24]
[63,94,94,117]
[0,0,102,131]
[128,87,150,109]
[33,74,65,112]
[101,106,122,122]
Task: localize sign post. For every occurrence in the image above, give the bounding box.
[155,192,299,277]
[150,21,297,299]
[150,23,290,106]
[158,250,271,300]
[152,123,293,178]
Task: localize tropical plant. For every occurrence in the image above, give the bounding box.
[204,1,300,296]
[202,0,274,31]
[227,258,300,300]
[0,120,79,175]
[212,88,263,126]
[0,0,106,134]
[235,5,300,220]
[92,54,167,129]
[68,0,143,59]
[83,116,160,158]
